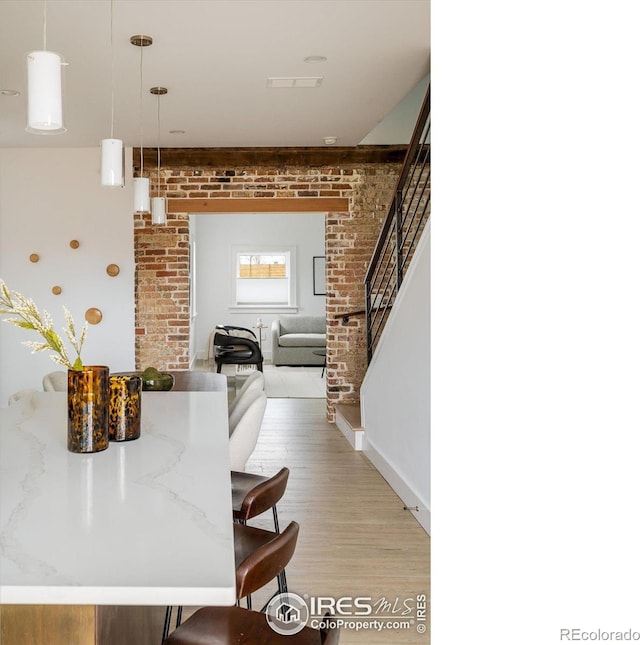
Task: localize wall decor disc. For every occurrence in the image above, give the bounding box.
[106,263,120,276]
[69,240,80,249]
[52,286,62,295]
[85,308,103,325]
[29,253,40,263]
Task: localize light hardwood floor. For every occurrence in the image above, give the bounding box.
[182,397,430,644]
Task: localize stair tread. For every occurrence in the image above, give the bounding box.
[335,403,363,431]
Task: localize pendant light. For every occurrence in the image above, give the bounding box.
[130,35,152,213]
[101,0,124,187]
[26,0,66,134]
[150,86,167,224]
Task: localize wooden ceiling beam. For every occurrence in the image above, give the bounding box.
[168,197,349,214]
[134,146,407,170]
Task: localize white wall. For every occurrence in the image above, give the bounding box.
[0,148,136,405]
[361,220,430,533]
[192,212,325,360]
[360,75,429,145]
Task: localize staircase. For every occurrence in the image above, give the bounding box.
[334,403,364,450]
[335,82,430,451]
[366,83,430,362]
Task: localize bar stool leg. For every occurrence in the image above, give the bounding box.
[162,606,173,642]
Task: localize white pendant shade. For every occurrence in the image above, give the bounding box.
[100,138,125,187]
[151,197,166,224]
[133,177,150,213]
[26,51,66,134]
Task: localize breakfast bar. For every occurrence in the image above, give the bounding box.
[0,389,235,645]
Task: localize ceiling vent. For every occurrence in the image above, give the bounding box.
[267,77,323,88]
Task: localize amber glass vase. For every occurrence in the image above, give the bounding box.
[109,375,142,441]
[67,366,110,453]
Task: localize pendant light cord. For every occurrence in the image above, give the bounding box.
[109,0,115,139]
[42,0,47,50]
[156,94,161,197]
[139,45,144,175]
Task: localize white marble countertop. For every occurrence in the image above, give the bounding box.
[0,390,236,606]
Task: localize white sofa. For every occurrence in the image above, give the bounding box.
[271,315,326,366]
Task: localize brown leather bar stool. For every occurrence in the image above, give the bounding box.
[162,520,341,644]
[232,468,290,532]
[233,521,295,607]
[163,607,340,644]
[163,521,300,641]
[232,467,290,595]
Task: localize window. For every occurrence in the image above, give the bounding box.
[231,246,297,310]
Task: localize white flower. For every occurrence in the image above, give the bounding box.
[0,280,87,370]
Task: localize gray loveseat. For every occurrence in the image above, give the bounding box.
[271,315,326,366]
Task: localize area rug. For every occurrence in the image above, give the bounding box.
[234,364,325,399]
[264,364,325,398]
[197,362,325,399]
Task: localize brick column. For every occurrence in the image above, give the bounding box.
[134,207,191,370]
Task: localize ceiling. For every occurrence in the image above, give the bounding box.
[0,0,430,149]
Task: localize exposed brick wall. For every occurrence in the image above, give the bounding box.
[325,165,400,414]
[134,162,400,420]
[134,212,191,370]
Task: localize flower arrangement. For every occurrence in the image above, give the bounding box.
[0,280,87,370]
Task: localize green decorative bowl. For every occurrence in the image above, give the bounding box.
[141,373,174,391]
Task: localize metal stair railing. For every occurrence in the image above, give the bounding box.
[364,83,430,363]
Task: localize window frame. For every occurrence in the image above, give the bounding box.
[229,245,298,313]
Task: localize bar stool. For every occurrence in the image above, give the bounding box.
[163,521,300,641]
[229,390,268,471]
[232,468,290,595]
[163,607,340,644]
[162,521,341,644]
[232,467,289,532]
[229,384,266,435]
[228,370,265,418]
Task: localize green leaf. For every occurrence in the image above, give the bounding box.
[10,320,36,330]
[71,357,83,371]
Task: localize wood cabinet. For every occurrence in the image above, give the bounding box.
[1,605,166,645]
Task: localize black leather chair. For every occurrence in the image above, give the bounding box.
[213,325,263,373]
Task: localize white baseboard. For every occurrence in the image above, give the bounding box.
[335,413,364,451]
[363,440,430,535]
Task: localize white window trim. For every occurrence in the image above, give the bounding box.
[228,305,299,314]
[230,244,297,311]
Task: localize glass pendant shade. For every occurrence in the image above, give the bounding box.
[133,177,150,213]
[101,138,125,187]
[151,197,166,224]
[26,51,66,134]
